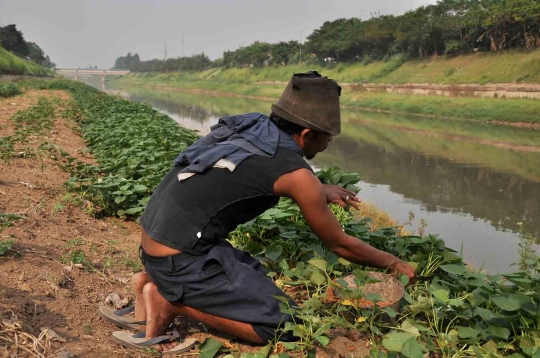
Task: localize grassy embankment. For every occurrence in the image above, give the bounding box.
[0,46,53,76]
[111,50,540,124]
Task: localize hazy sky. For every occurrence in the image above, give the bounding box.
[1,0,436,69]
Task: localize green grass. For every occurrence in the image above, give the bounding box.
[111,71,540,124]
[0,46,53,76]
[345,92,540,124]
[380,50,540,84]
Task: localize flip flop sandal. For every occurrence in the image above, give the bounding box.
[111,330,197,355]
[99,306,146,331]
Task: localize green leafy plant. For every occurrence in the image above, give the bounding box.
[0,240,15,256]
[0,136,15,163]
[0,83,22,98]
[0,213,26,234]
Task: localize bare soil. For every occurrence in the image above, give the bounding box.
[0,90,371,357]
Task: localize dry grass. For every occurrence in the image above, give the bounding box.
[353,201,406,235]
[0,311,53,358]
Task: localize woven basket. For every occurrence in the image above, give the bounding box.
[326,272,404,313]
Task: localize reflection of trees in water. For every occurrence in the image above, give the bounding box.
[128,95,212,122]
[121,87,269,123]
[315,135,539,237]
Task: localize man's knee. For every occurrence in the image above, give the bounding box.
[132,272,149,293]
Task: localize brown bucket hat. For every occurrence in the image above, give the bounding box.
[271,71,341,135]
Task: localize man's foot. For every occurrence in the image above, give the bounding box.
[143,282,181,352]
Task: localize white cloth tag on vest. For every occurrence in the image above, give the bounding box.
[177,159,237,182]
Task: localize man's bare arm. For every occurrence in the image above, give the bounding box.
[274,168,415,278]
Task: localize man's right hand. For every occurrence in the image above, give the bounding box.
[274,168,418,283]
[389,259,416,284]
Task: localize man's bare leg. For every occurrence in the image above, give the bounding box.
[143,282,264,352]
[132,272,151,321]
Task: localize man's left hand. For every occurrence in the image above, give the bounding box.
[323,185,361,210]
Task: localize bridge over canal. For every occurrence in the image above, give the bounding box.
[56,69,130,88]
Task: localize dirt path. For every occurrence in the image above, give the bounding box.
[0,90,151,357]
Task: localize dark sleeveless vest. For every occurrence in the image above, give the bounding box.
[140,147,311,255]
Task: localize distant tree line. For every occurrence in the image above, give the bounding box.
[113,52,213,72]
[0,24,56,69]
[113,0,540,71]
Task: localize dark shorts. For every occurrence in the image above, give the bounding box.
[140,240,297,342]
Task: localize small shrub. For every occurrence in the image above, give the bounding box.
[516,74,531,83]
[0,83,22,98]
[444,40,462,55]
[0,136,15,163]
[362,55,373,66]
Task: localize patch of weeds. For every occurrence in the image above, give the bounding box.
[0,240,15,256]
[83,322,92,335]
[0,213,26,234]
[445,67,456,76]
[62,249,87,265]
[517,222,540,273]
[51,202,66,215]
[102,257,113,271]
[123,255,143,272]
[66,238,85,248]
[34,198,47,215]
[105,239,120,254]
[83,200,97,217]
[0,83,22,98]
[60,193,83,205]
[49,97,64,106]
[46,273,71,289]
[516,74,530,83]
[17,146,36,159]
[61,99,85,122]
[0,136,15,163]
[11,97,56,140]
[478,74,490,85]
[62,238,87,264]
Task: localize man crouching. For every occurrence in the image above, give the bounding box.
[101,71,415,354]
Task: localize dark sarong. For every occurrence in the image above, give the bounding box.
[140,240,297,342]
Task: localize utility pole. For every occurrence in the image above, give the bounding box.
[182,33,184,57]
[299,30,303,65]
[299,28,309,65]
[164,42,168,73]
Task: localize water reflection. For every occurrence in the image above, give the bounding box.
[97,82,539,272]
[315,135,539,236]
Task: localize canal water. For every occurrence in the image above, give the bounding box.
[94,81,540,273]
